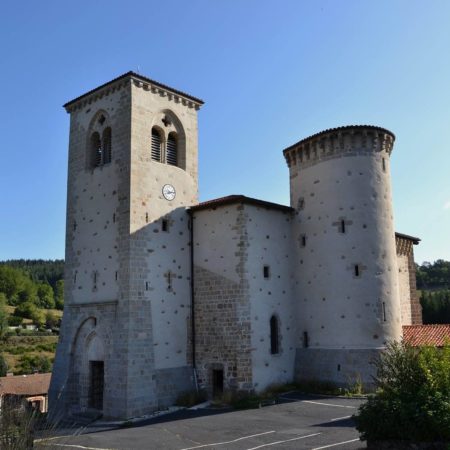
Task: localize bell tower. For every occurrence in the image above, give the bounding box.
[49,72,204,419]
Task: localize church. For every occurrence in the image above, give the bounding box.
[49,72,421,420]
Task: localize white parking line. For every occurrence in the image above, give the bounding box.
[279,398,357,409]
[330,415,352,421]
[245,433,321,450]
[311,438,360,449]
[45,445,115,450]
[179,431,276,449]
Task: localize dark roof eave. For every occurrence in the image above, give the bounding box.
[188,195,293,213]
[63,71,204,110]
[395,232,421,245]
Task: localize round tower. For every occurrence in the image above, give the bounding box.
[284,125,401,386]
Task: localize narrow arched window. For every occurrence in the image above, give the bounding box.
[167,133,178,166]
[151,128,162,162]
[270,315,279,354]
[102,127,112,164]
[91,132,102,168]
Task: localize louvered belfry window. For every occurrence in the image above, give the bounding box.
[102,127,112,164]
[166,133,178,166]
[91,132,102,167]
[151,128,161,161]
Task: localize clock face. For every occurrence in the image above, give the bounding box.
[162,184,176,201]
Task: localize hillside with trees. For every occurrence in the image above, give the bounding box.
[0,260,64,375]
[416,259,450,324]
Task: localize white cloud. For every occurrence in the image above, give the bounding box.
[444,201,450,210]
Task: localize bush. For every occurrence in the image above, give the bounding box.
[354,342,450,444]
[7,315,23,327]
[17,355,53,375]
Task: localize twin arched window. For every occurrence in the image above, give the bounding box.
[151,127,178,167]
[89,114,112,169]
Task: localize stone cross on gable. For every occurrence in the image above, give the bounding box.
[164,270,175,290]
[332,217,353,234]
[162,115,172,127]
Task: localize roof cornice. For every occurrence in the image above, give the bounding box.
[64,71,204,113]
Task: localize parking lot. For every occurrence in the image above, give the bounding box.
[43,393,366,450]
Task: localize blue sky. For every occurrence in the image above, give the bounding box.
[0,0,449,263]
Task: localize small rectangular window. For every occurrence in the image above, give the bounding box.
[145,281,149,291]
[382,302,386,322]
[162,219,168,232]
[263,265,270,279]
[113,213,116,223]
[354,264,360,277]
[115,271,118,281]
[382,158,386,172]
[303,331,309,348]
[301,235,306,247]
[340,220,346,234]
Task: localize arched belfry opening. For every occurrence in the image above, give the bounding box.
[150,110,186,169]
[87,111,112,169]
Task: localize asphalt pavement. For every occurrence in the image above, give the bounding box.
[37,393,367,450]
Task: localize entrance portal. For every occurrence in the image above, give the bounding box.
[89,361,104,410]
[212,369,224,398]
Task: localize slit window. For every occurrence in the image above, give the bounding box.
[166,133,178,166]
[382,302,386,321]
[340,220,346,234]
[151,128,162,161]
[301,235,306,247]
[354,264,360,277]
[270,315,280,354]
[382,158,386,172]
[162,219,168,232]
[263,265,270,279]
[303,331,309,348]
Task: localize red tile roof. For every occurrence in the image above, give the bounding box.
[402,325,450,347]
[188,195,293,213]
[0,373,51,396]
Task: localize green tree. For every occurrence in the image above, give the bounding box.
[36,282,55,309]
[54,279,64,310]
[0,293,8,339]
[45,310,60,329]
[14,302,45,327]
[354,342,450,444]
[0,353,7,376]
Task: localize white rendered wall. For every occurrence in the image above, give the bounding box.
[245,205,296,391]
[397,254,412,325]
[67,92,126,305]
[130,82,199,370]
[288,132,402,350]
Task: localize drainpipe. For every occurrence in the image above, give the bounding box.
[188,209,198,391]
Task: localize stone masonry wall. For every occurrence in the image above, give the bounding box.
[396,236,422,325]
[193,205,253,395]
